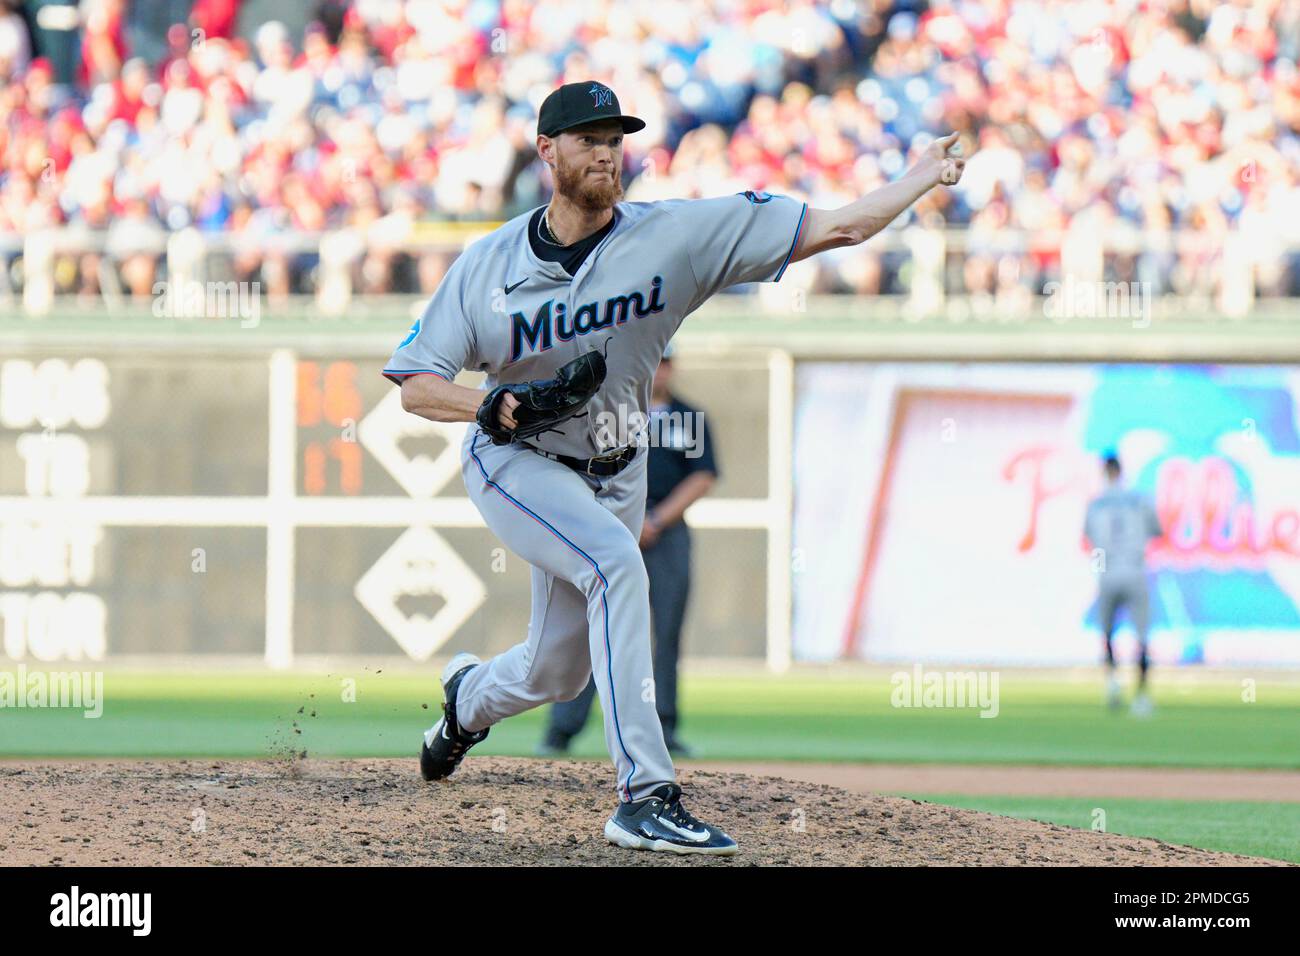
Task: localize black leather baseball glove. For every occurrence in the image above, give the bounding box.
[476,348,607,446]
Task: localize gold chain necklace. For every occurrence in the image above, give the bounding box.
[538,208,567,247]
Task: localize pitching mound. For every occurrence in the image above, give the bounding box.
[0,757,1278,866]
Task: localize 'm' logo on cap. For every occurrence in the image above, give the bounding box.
[589,83,613,108]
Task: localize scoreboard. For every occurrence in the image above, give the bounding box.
[0,349,779,666]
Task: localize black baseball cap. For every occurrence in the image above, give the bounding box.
[537,81,646,138]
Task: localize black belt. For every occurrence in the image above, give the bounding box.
[527,444,637,477]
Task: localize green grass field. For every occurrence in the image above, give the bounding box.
[2,670,1297,766]
[899,795,1300,864]
[3,670,1296,862]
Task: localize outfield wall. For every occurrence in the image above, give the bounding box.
[793,363,1300,667]
[4,306,1300,669]
[0,344,783,667]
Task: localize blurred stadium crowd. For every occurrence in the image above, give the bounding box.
[0,0,1298,301]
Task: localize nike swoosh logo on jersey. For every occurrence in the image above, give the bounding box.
[504,278,527,295]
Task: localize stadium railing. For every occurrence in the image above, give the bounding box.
[1,221,1294,323]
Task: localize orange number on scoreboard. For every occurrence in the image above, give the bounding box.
[331,437,362,495]
[303,442,326,495]
[297,361,322,426]
[323,363,362,425]
[298,360,363,494]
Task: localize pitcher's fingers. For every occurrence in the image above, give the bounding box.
[499,394,520,429]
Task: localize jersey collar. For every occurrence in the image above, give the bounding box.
[519,203,627,282]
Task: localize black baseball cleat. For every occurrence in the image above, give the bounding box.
[604,783,738,856]
[419,653,489,782]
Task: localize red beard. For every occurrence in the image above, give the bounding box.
[554,157,623,210]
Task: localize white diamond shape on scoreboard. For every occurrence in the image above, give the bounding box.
[354,526,487,661]
[359,388,468,498]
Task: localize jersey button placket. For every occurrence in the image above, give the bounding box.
[566,270,602,451]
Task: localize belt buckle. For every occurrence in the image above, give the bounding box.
[587,447,626,476]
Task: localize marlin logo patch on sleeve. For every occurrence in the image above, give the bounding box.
[398,318,421,348]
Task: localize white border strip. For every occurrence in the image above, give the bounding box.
[264,349,297,669]
[766,349,794,673]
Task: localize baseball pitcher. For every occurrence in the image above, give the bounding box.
[385,81,967,855]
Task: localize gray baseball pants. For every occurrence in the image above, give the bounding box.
[1098,572,1151,644]
[546,519,692,743]
[452,428,675,802]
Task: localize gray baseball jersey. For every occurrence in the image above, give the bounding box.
[1085,486,1161,576]
[384,192,807,457]
[388,192,806,803]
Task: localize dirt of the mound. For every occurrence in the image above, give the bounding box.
[0,758,1281,867]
